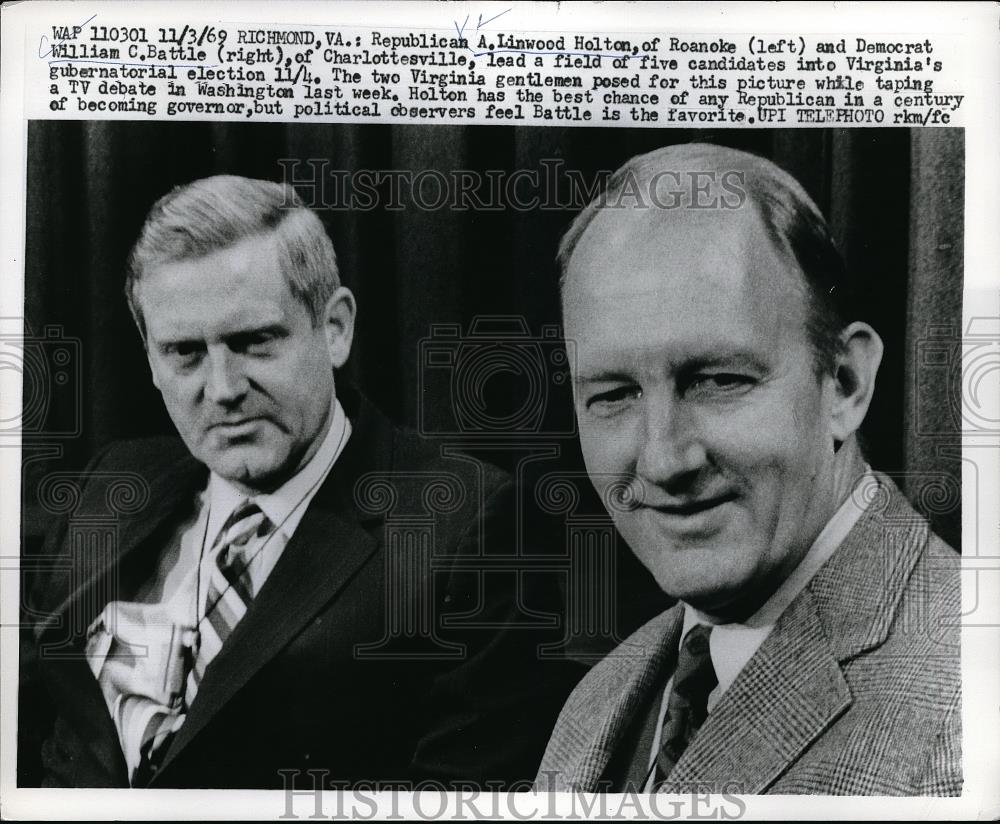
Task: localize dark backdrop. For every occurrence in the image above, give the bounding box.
[22,123,964,638]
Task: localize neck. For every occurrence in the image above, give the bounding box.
[827,436,868,514]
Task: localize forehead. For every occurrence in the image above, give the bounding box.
[138,233,297,338]
[562,203,812,370]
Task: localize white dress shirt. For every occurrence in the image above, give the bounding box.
[145,397,352,625]
[643,469,876,788]
[86,397,351,777]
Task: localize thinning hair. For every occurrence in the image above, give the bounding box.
[125,175,339,339]
[557,143,856,376]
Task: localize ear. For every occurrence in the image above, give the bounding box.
[829,321,884,445]
[322,286,356,369]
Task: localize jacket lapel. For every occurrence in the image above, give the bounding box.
[152,393,390,778]
[661,590,851,794]
[35,450,206,787]
[41,453,207,635]
[550,608,683,791]
[662,474,928,793]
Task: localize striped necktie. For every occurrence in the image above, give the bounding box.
[186,500,273,699]
[133,500,273,782]
[652,623,717,788]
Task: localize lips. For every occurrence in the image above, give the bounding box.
[637,492,737,540]
[210,418,264,435]
[646,491,738,517]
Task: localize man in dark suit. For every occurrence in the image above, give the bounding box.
[20,175,575,788]
[537,144,961,795]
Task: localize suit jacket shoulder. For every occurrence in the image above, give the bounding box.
[24,388,579,789]
[785,474,961,795]
[537,473,962,796]
[536,605,682,792]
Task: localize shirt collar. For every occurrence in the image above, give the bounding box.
[206,397,351,544]
[681,468,875,701]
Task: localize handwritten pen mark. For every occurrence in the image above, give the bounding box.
[477,8,511,30]
[454,13,647,62]
[38,13,97,59]
[47,59,220,70]
[470,48,639,60]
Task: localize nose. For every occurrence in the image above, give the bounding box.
[635,393,708,493]
[203,346,248,406]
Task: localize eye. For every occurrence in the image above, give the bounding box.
[230,331,280,355]
[162,341,204,368]
[684,372,755,397]
[585,385,642,417]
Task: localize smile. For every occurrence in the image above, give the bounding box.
[640,492,738,537]
[648,492,738,517]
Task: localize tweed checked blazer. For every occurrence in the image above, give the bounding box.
[536,474,962,796]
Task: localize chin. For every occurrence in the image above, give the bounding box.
[209,448,286,487]
[642,547,754,608]
[656,573,734,606]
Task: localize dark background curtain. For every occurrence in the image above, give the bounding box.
[22,123,964,643]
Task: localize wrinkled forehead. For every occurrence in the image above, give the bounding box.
[137,234,297,331]
[143,227,279,278]
[567,198,801,300]
[561,201,814,369]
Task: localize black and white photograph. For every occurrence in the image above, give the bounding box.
[14,120,965,789]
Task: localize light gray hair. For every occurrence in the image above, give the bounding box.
[125,175,339,339]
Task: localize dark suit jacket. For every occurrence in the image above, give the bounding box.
[20,387,580,788]
[537,474,962,795]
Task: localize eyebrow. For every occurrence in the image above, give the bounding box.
[155,323,288,350]
[573,369,636,386]
[678,352,769,373]
[225,324,287,341]
[574,352,769,385]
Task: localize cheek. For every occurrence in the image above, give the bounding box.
[266,361,332,421]
[157,376,200,418]
[709,381,828,471]
[578,420,637,475]
[716,420,829,542]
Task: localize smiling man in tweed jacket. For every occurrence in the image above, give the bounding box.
[537,144,961,796]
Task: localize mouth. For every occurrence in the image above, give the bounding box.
[638,491,739,538]
[648,492,738,517]
[209,418,265,438]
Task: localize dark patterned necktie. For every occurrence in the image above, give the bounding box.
[652,623,717,788]
[133,500,272,783]
[186,500,272,698]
